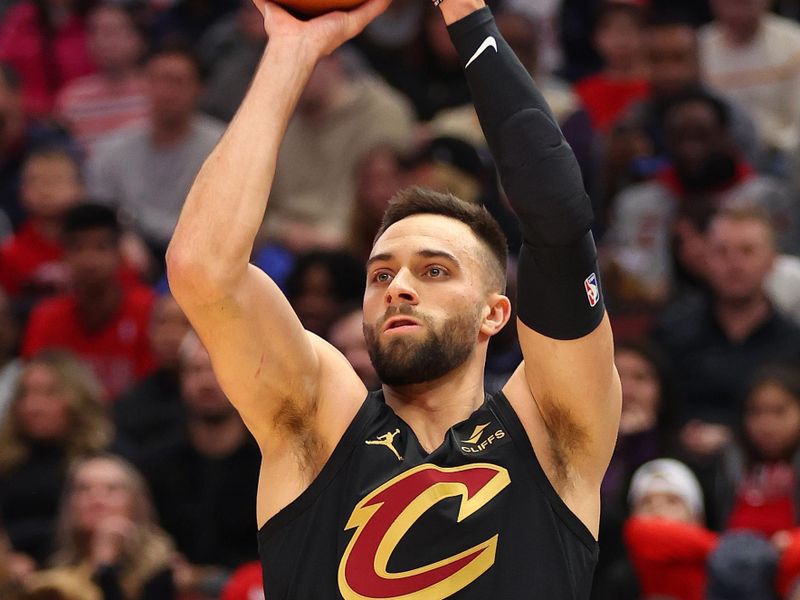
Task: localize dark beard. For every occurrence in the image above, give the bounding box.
[364,305,481,387]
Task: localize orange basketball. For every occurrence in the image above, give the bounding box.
[275,0,367,15]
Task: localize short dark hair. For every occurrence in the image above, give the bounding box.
[62,203,121,243]
[375,187,508,292]
[663,86,731,130]
[597,1,646,30]
[146,39,205,82]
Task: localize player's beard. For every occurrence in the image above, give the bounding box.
[364,305,482,387]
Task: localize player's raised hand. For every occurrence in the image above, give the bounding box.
[252,0,391,59]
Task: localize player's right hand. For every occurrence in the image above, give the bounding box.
[252,0,390,60]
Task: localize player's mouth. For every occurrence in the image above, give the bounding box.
[383,317,422,334]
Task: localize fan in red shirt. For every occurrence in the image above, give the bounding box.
[574,1,650,133]
[624,458,719,600]
[0,147,83,299]
[22,203,155,400]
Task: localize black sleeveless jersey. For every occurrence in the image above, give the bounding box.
[258,390,598,599]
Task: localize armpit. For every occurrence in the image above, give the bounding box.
[537,394,592,492]
[273,396,325,481]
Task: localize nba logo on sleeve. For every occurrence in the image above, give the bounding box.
[584,273,599,307]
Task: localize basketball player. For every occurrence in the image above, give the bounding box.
[167,0,622,596]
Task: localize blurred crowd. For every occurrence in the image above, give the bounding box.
[1,0,800,598]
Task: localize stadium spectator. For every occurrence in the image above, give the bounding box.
[0,64,75,230]
[706,531,779,600]
[197,0,266,123]
[285,250,366,339]
[624,458,718,600]
[56,3,149,155]
[619,15,760,165]
[592,339,679,595]
[87,44,223,259]
[22,204,156,400]
[19,569,101,600]
[142,332,259,599]
[655,206,800,449]
[263,49,414,251]
[150,0,240,45]
[113,294,189,459]
[0,147,82,301]
[0,289,22,420]
[349,144,406,262]
[575,1,649,133]
[604,340,678,511]
[711,365,800,536]
[701,0,800,169]
[0,351,112,565]
[0,0,94,118]
[48,454,175,600]
[603,89,796,308]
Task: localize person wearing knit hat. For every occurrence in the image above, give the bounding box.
[628,457,705,522]
[624,459,719,600]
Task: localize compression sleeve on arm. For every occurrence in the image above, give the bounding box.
[447,7,605,340]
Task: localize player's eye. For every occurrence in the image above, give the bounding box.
[372,271,392,284]
[425,266,447,278]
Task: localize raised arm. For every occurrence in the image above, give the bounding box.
[166,0,389,447]
[442,2,621,490]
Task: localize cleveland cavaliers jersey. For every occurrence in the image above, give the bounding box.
[258,390,598,599]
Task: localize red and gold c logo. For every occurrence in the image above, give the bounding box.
[338,463,511,600]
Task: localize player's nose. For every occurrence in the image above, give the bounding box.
[384,269,419,306]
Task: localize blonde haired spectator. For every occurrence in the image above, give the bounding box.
[0,351,112,566]
[50,454,175,600]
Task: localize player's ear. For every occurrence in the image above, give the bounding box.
[480,293,512,337]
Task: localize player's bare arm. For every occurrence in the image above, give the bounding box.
[166,0,390,504]
[441,0,622,536]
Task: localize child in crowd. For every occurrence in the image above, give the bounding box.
[624,458,719,600]
[714,365,800,537]
[0,147,83,300]
[574,0,649,133]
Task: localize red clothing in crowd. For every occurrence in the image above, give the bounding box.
[624,517,719,600]
[0,222,147,298]
[222,562,265,600]
[778,529,800,597]
[728,463,797,538]
[22,285,156,400]
[0,1,94,117]
[574,74,649,132]
[0,222,64,296]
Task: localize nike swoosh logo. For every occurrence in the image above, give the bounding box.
[465,36,498,69]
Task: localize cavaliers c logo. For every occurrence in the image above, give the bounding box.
[338,463,511,600]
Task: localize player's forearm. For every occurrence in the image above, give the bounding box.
[168,41,317,291]
[446,7,589,246]
[447,8,604,339]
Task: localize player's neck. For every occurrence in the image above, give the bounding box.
[382,361,486,454]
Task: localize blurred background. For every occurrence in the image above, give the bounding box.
[1,0,800,598]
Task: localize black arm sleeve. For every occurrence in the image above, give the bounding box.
[448,7,605,340]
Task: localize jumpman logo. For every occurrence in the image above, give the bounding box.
[366,429,403,461]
